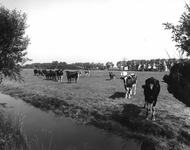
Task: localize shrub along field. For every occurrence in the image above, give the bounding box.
[0,69,190,150]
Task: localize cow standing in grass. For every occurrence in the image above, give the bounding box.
[109,72,115,80]
[34,69,38,76]
[65,70,80,83]
[142,77,160,121]
[37,70,44,77]
[121,73,137,99]
[55,69,64,82]
[84,70,90,76]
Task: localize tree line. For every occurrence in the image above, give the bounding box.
[22,58,188,72]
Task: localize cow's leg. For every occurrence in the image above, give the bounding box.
[125,92,127,98]
[149,104,153,119]
[125,87,128,98]
[58,77,60,82]
[60,76,63,82]
[151,100,157,121]
[133,84,137,95]
[144,99,147,109]
[125,90,127,98]
[129,88,132,99]
[152,106,156,121]
[146,103,150,120]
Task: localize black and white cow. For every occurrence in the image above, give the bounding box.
[109,72,115,80]
[84,70,90,76]
[65,70,80,83]
[121,73,137,99]
[142,77,160,121]
[55,69,64,82]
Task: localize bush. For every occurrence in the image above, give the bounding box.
[163,61,190,106]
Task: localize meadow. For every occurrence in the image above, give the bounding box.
[0,69,190,150]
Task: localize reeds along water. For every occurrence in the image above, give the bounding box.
[0,110,30,150]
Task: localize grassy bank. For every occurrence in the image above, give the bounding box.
[0,69,190,149]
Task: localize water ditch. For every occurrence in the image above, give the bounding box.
[0,93,140,150]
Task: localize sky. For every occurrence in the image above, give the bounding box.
[0,0,189,65]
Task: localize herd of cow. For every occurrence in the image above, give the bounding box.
[34,69,160,121]
[34,69,90,83]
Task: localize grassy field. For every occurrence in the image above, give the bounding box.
[0,69,190,149]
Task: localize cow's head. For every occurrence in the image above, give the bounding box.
[120,71,127,79]
[142,77,159,90]
[122,75,133,87]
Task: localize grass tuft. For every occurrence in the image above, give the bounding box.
[0,110,30,150]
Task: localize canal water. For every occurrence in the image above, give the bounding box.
[0,93,140,150]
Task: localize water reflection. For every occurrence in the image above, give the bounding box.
[141,140,156,150]
[0,93,140,150]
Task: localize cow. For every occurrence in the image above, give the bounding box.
[34,69,44,76]
[55,69,64,82]
[84,70,90,76]
[142,77,160,121]
[47,70,56,80]
[42,69,48,78]
[109,72,115,80]
[121,73,137,99]
[65,70,80,83]
[42,69,52,80]
[34,69,38,76]
[37,69,44,77]
[42,70,56,80]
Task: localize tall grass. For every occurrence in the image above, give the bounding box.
[0,110,30,150]
[31,135,56,150]
[0,109,58,150]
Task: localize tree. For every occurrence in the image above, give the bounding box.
[106,62,114,70]
[83,62,91,69]
[163,4,190,57]
[0,5,30,81]
[116,61,122,70]
[51,61,59,69]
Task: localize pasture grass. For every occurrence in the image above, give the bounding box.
[0,69,190,149]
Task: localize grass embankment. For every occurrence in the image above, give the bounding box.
[0,69,190,150]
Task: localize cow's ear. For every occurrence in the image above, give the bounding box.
[142,85,146,89]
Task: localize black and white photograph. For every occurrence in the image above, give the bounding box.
[0,0,190,149]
